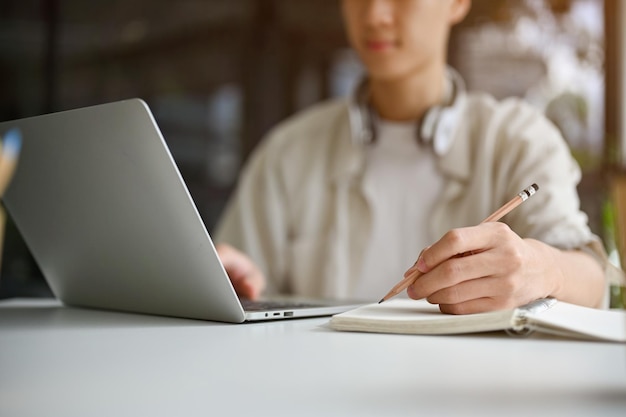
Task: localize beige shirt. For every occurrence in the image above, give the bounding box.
[216,91,613,302]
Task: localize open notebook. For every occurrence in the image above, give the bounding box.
[330,298,626,342]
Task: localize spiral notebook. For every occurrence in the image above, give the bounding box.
[330,298,626,342]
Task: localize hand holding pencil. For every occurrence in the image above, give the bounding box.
[379,184,539,309]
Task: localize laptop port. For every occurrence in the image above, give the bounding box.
[284,311,294,317]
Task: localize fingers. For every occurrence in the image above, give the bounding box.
[426,274,524,307]
[408,250,495,300]
[410,271,525,314]
[231,268,265,300]
[215,243,266,300]
[413,223,512,274]
[438,298,497,315]
[405,223,534,314]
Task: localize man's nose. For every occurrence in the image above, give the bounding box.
[364,0,394,28]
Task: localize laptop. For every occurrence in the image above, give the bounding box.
[0,99,364,322]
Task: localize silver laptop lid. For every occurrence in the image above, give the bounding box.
[0,99,247,323]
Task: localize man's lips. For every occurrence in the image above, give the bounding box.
[365,40,396,51]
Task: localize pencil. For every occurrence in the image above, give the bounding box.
[378,183,539,303]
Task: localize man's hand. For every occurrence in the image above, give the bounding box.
[215,243,266,300]
[405,222,603,314]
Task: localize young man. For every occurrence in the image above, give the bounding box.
[215,0,609,314]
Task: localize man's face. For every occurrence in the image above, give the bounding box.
[341,0,463,81]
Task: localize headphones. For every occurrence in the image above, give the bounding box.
[351,67,465,155]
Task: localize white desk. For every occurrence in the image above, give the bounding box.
[1,298,625,417]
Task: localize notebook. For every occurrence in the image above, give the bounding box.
[330,298,626,342]
[0,99,363,323]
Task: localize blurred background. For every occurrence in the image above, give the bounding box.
[0,0,623,299]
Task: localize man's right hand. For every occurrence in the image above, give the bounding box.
[215,243,266,300]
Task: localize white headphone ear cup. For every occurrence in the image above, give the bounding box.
[418,106,442,144]
[358,103,373,143]
[350,79,374,144]
[418,69,464,149]
[432,105,459,155]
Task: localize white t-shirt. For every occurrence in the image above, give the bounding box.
[354,119,444,298]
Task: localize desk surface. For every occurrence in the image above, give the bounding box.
[1,298,625,417]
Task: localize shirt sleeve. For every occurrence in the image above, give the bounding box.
[491,100,625,308]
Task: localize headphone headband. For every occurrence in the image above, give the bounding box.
[351,67,465,153]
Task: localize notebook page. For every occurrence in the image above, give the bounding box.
[525,302,626,342]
